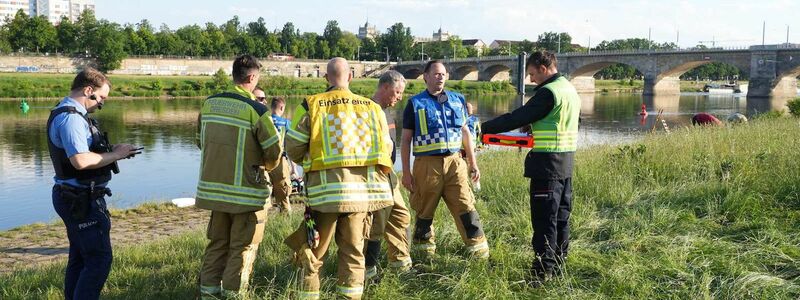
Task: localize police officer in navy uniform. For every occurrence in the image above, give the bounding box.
[47,68,139,300]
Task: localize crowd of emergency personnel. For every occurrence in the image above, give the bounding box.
[46,50,580,299]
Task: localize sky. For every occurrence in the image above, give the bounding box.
[95,0,799,49]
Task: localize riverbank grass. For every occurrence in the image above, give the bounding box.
[0,73,515,99]
[2,118,799,299]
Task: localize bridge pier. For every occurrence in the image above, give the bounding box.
[643,75,681,96]
[570,76,596,93]
[748,76,797,98]
[747,50,799,98]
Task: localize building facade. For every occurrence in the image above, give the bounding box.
[432,27,451,42]
[462,39,487,52]
[26,0,93,24]
[0,0,30,25]
[358,21,378,40]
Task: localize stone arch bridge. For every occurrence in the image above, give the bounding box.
[393,46,800,98]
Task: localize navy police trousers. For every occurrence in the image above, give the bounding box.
[52,185,113,300]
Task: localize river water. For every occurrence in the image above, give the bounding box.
[0,93,790,230]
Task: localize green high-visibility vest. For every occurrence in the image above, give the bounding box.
[530,76,581,152]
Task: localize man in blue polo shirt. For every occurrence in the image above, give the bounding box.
[48,68,139,300]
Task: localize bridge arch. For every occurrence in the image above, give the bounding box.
[778,62,800,79]
[770,63,800,98]
[451,65,479,80]
[649,56,751,95]
[570,61,646,78]
[479,64,513,81]
[402,68,424,80]
[562,59,648,93]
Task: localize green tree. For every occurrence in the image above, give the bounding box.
[155,24,184,55]
[91,22,127,71]
[56,17,80,54]
[263,32,281,55]
[75,10,98,54]
[232,34,256,56]
[323,20,342,56]
[536,32,573,53]
[123,25,147,55]
[6,10,29,52]
[204,23,231,57]
[0,26,11,53]
[246,17,272,57]
[378,23,414,61]
[681,62,744,81]
[359,37,379,61]
[246,17,269,37]
[211,68,232,90]
[27,15,58,53]
[176,25,208,56]
[298,32,318,59]
[222,16,241,37]
[338,32,361,60]
[517,39,537,54]
[136,19,156,55]
[446,37,469,59]
[279,22,298,54]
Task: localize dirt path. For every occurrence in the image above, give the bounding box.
[0,204,210,274]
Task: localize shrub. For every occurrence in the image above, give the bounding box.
[260,75,299,90]
[211,68,232,91]
[753,110,785,120]
[787,97,800,117]
[150,80,163,91]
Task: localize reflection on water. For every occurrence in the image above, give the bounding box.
[0,94,789,229]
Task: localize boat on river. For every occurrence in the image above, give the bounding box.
[703,82,747,94]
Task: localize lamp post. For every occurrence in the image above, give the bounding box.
[586,19,591,54]
[356,45,361,61]
[384,47,389,63]
[557,33,561,53]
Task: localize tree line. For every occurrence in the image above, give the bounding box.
[0,9,745,79]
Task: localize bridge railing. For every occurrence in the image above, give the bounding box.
[400,55,517,66]
[558,46,755,56]
[395,44,800,66]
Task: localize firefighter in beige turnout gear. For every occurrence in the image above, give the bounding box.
[364,70,413,281]
[400,60,489,260]
[196,55,283,299]
[284,58,394,300]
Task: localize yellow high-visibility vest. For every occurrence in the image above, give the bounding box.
[302,87,393,172]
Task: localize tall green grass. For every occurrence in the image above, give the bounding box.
[2,118,799,299]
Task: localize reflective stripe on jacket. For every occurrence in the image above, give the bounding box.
[195,87,283,213]
[285,87,393,213]
[291,87,392,173]
[530,76,581,152]
[410,90,468,156]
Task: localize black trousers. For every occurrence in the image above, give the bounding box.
[52,185,113,300]
[529,178,572,273]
